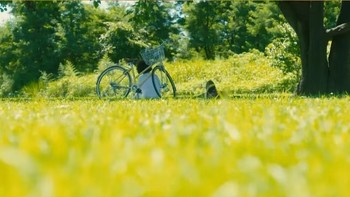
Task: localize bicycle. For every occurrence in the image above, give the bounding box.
[96,43,176,99]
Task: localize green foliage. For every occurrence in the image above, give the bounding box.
[0,1,108,93]
[91,0,101,8]
[21,71,52,98]
[265,23,301,78]
[23,52,297,98]
[183,1,286,59]
[324,0,341,29]
[184,1,225,59]
[58,61,78,78]
[0,73,14,97]
[4,2,62,91]
[100,21,144,62]
[127,1,178,59]
[21,61,95,98]
[58,1,104,72]
[128,1,177,45]
[0,0,325,95]
[0,1,10,12]
[0,22,15,75]
[167,51,296,96]
[44,74,96,98]
[97,54,114,72]
[245,2,286,51]
[42,2,108,74]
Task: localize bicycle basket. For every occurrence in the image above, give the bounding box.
[140,45,165,66]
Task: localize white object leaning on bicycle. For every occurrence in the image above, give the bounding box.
[136,60,161,99]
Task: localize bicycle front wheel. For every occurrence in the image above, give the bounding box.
[152,65,176,98]
[96,65,132,99]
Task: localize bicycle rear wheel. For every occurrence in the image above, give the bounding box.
[96,65,132,99]
[152,65,176,98]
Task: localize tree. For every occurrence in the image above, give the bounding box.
[183,1,285,59]
[58,1,105,72]
[184,1,226,59]
[128,0,177,45]
[277,1,350,95]
[0,1,107,92]
[6,1,62,91]
[223,1,256,54]
[99,4,145,63]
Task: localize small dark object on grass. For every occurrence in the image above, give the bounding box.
[205,80,220,99]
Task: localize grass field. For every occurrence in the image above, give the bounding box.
[1,96,350,197]
[0,51,347,196]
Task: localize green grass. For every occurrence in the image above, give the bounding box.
[1,97,350,197]
[1,52,345,196]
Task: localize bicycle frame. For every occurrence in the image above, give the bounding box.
[123,61,162,95]
[96,41,176,99]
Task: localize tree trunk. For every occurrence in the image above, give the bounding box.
[278,1,329,95]
[328,2,350,93]
[305,2,328,94]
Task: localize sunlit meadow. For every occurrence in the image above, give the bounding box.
[1,52,349,196]
[1,97,350,197]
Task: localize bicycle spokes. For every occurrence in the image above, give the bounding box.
[96,65,132,99]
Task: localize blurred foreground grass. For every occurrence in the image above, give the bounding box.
[1,97,350,197]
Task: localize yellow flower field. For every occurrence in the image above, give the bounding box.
[1,97,349,197]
